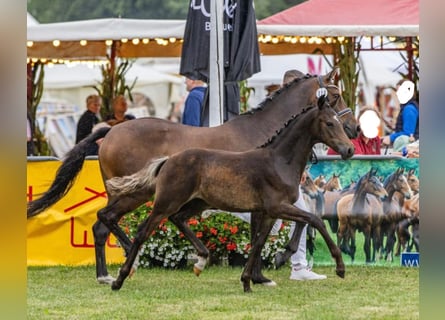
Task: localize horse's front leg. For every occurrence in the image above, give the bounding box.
[250,211,275,285]
[112,212,165,291]
[278,203,345,279]
[274,221,305,269]
[242,215,276,293]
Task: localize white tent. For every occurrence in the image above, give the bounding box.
[27,13,39,26]
[42,63,183,119]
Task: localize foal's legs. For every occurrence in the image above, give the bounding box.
[169,201,211,276]
[274,222,305,269]
[275,203,345,278]
[112,210,166,290]
[249,212,276,285]
[241,215,276,292]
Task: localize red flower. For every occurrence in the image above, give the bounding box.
[218,236,227,244]
[230,225,238,234]
[188,218,199,226]
[226,242,237,251]
[210,227,218,235]
[196,231,203,238]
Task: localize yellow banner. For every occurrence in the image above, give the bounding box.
[27,159,125,266]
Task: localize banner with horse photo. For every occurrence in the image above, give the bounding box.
[26,156,418,266]
[305,155,419,265]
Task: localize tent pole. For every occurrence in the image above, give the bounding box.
[209,0,224,127]
[406,37,414,81]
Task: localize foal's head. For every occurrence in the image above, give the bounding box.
[314,94,355,160]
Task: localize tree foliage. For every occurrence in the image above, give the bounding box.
[27,0,307,22]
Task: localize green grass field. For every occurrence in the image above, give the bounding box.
[27,232,419,319]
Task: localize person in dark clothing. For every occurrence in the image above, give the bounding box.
[105,95,136,125]
[76,94,102,155]
[181,77,206,127]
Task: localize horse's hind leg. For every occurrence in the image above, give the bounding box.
[96,194,148,282]
[250,212,276,285]
[169,201,210,276]
[92,220,121,284]
[242,215,276,292]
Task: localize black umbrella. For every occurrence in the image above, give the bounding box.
[180,0,261,125]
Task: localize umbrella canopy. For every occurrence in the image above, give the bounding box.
[179,0,260,124]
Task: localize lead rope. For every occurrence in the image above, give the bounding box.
[310,149,318,164]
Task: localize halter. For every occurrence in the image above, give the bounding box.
[317,75,352,118]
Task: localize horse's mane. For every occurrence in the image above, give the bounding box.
[257,105,314,149]
[239,74,315,116]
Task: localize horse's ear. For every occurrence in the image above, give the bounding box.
[327,68,339,83]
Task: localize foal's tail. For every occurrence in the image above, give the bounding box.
[27,127,111,218]
[106,156,169,197]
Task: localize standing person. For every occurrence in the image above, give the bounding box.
[279,69,327,280]
[381,80,419,152]
[181,77,206,127]
[106,95,136,125]
[75,94,102,156]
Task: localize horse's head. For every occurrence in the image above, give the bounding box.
[300,170,320,199]
[387,167,413,199]
[325,173,342,191]
[406,169,419,194]
[313,93,355,160]
[358,168,388,200]
[318,68,360,139]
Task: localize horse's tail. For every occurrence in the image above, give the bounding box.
[27,127,111,218]
[106,156,169,197]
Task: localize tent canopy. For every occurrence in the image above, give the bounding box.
[27,18,186,59]
[27,1,419,60]
[257,0,418,37]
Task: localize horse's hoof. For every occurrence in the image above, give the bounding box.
[274,252,286,269]
[111,281,122,291]
[336,269,345,279]
[252,276,277,286]
[193,266,202,277]
[97,275,116,285]
[259,280,277,287]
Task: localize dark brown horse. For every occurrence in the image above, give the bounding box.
[106,94,355,292]
[336,168,388,263]
[27,69,359,285]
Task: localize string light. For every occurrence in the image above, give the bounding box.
[79,40,87,46]
[52,40,60,47]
